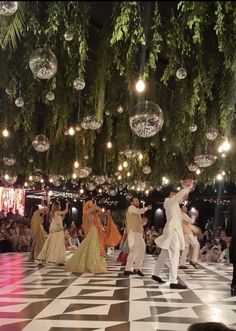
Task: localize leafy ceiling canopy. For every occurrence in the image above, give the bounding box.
[0,1,236,194]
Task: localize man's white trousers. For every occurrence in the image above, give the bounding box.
[125,230,145,271]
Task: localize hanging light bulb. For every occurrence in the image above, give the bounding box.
[216,174,223,181]
[98,188,102,193]
[221,171,226,176]
[107,141,112,149]
[79,188,84,194]
[135,78,145,93]
[2,128,9,137]
[222,139,231,151]
[221,153,226,158]
[74,161,79,168]
[40,178,44,183]
[196,169,201,175]
[4,174,9,180]
[68,127,75,136]
[118,165,123,171]
[123,161,128,168]
[127,171,131,177]
[118,175,122,180]
[24,182,28,187]
[138,153,143,160]
[29,175,33,181]
[72,173,77,179]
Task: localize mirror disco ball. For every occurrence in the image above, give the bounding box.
[194,154,217,168]
[81,116,103,130]
[176,67,187,80]
[0,2,18,16]
[73,77,85,90]
[3,155,16,166]
[129,101,164,138]
[93,175,106,185]
[206,128,218,141]
[49,175,61,187]
[32,134,50,152]
[77,167,92,178]
[143,165,151,175]
[1,174,17,186]
[86,182,96,191]
[29,48,58,80]
[189,124,197,132]
[46,91,55,101]
[107,186,118,196]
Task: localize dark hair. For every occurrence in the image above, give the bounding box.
[130,197,138,203]
[188,322,233,331]
[162,186,175,198]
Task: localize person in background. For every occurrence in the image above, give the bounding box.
[0,209,5,221]
[7,221,20,251]
[124,197,152,277]
[69,221,80,247]
[6,208,14,222]
[226,196,236,295]
[152,180,193,289]
[78,228,85,242]
[12,209,23,224]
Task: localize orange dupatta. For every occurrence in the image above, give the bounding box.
[104,215,122,247]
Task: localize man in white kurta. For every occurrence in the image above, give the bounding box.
[179,205,200,269]
[152,184,193,289]
[124,197,152,276]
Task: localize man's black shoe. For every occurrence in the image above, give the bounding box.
[151,275,166,283]
[179,265,188,269]
[231,286,236,296]
[189,261,198,269]
[170,282,187,289]
[124,270,134,276]
[134,269,144,277]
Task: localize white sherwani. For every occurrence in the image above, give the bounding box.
[155,187,191,250]
[154,187,191,283]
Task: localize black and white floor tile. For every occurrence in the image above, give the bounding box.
[0,251,235,331]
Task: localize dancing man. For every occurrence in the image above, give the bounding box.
[124,197,152,276]
[152,180,193,289]
[179,204,200,269]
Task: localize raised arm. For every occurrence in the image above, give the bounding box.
[128,205,148,215]
[58,202,70,216]
[182,212,195,224]
[172,187,191,204]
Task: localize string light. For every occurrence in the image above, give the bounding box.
[123,161,128,168]
[107,141,112,149]
[79,188,84,194]
[221,171,226,176]
[2,128,9,137]
[222,139,231,151]
[118,175,122,180]
[196,169,201,175]
[135,79,146,93]
[29,175,33,181]
[68,127,75,136]
[127,172,131,177]
[24,182,28,187]
[72,173,77,179]
[74,161,79,168]
[216,174,223,181]
[40,178,44,183]
[138,153,143,161]
[118,165,123,171]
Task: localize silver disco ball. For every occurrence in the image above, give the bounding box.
[15,97,24,108]
[86,182,96,191]
[124,149,136,159]
[29,48,58,80]
[93,175,106,185]
[73,77,85,90]
[32,134,50,152]
[0,2,18,16]
[206,128,218,141]
[64,31,74,41]
[46,91,55,101]
[129,101,164,138]
[117,105,124,113]
[1,174,17,185]
[49,174,61,187]
[189,124,197,132]
[78,167,92,178]
[188,164,198,172]
[3,155,16,166]
[107,186,118,196]
[176,67,187,80]
[143,165,151,175]
[194,154,217,168]
[81,116,103,130]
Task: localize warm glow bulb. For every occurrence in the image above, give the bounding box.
[127,171,131,177]
[222,140,231,151]
[2,128,9,137]
[196,169,201,175]
[40,179,44,183]
[145,190,149,195]
[177,186,181,191]
[118,175,122,180]
[29,175,33,181]
[123,161,128,168]
[118,165,123,171]
[216,174,223,181]
[24,182,28,187]
[138,153,143,160]
[79,188,84,194]
[68,127,75,136]
[107,141,112,149]
[221,171,226,176]
[49,178,53,183]
[74,161,79,168]
[218,145,223,153]
[72,173,77,179]
[98,188,102,193]
[135,79,145,93]
[4,174,9,180]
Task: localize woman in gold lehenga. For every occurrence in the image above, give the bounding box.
[65,201,121,275]
[28,206,47,261]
